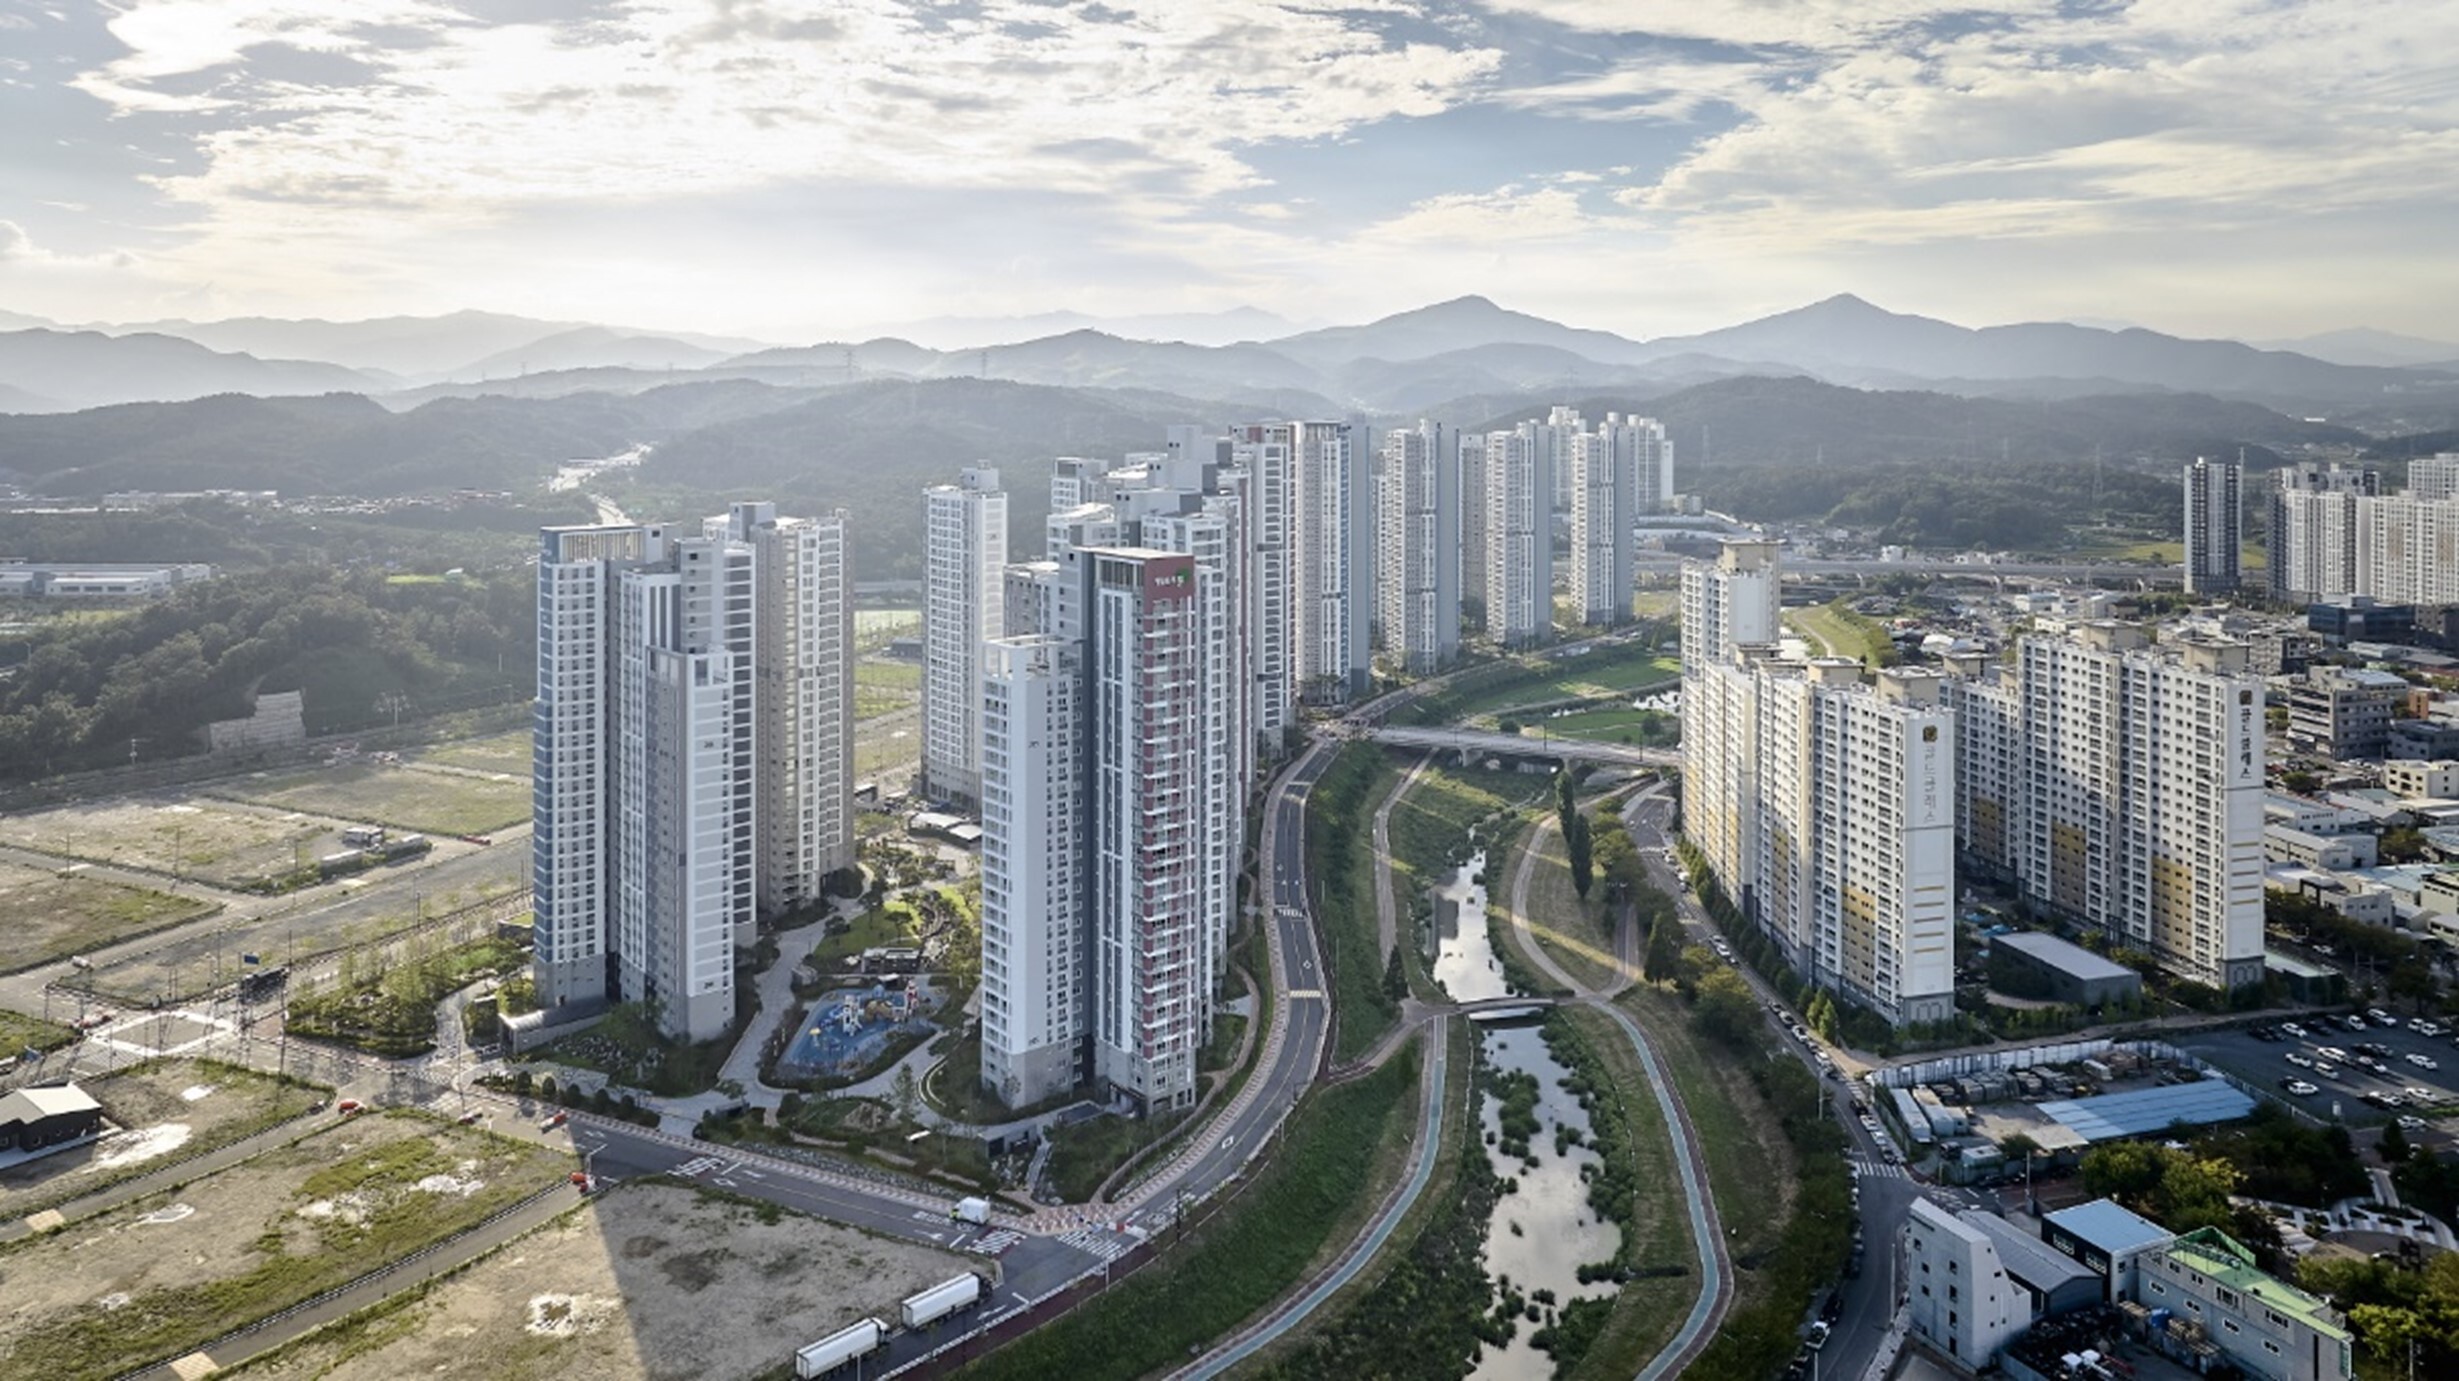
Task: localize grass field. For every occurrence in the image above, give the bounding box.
[1383,762,1542,890]
[0,859,218,973]
[1411,643,1681,726]
[1614,985,1796,1279]
[1306,746,1401,1062]
[1557,1005,1699,1378]
[956,1053,1419,1381]
[1045,1111,1187,1203]
[212,760,528,838]
[408,729,529,776]
[1512,813,1624,994]
[1534,707,1680,747]
[0,1110,566,1380]
[855,659,923,719]
[854,609,921,652]
[0,1006,78,1056]
[1787,602,1895,666]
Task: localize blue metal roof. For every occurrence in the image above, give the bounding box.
[2043,1198,2175,1256]
[2035,1081,2255,1142]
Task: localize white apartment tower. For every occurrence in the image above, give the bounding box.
[979,635,1086,1106]
[1570,413,1671,625]
[1375,420,1461,675]
[534,508,853,1044]
[2182,455,2242,596]
[1482,427,1555,648]
[1682,541,1955,1025]
[1230,424,1297,750]
[716,503,855,914]
[1458,432,1490,634]
[1288,420,1372,703]
[922,466,1007,807]
[1986,625,2266,989]
[2268,462,2378,602]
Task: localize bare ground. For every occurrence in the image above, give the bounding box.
[0,1057,323,1218]
[236,1181,978,1381]
[0,1112,566,1379]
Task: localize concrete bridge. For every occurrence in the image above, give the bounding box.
[1366,725,1679,770]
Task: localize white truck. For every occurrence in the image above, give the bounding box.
[794,1317,885,1378]
[899,1273,985,1331]
[949,1196,992,1226]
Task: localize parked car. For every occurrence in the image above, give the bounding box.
[2314,1063,2340,1078]
[336,1099,367,1115]
[2283,1079,2320,1097]
[2399,1115,2429,1131]
[540,1111,569,1130]
[2285,1052,2315,1068]
[2368,1008,2395,1024]
[2283,1022,2309,1038]
[2409,1053,2440,1070]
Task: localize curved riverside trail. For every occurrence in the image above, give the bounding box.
[1176,751,1729,1381]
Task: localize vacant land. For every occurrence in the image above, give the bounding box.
[0,1057,328,1225]
[0,795,335,890]
[212,759,529,838]
[0,1111,566,1380]
[855,659,923,719]
[1401,643,1680,727]
[0,1007,77,1056]
[238,1181,973,1381]
[407,729,530,776]
[0,858,217,973]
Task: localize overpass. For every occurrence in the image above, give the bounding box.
[1366,724,1679,770]
[1636,552,2183,587]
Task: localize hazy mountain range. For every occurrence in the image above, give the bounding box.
[6,293,2458,418]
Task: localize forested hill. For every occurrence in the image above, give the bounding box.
[0,567,532,778]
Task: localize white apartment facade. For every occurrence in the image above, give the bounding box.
[979,634,1086,1106]
[1481,427,1555,648]
[1569,412,1670,625]
[1681,540,1955,1024]
[1905,1200,2034,1370]
[1375,419,1460,675]
[922,466,1006,807]
[1987,624,2267,990]
[1289,420,1371,703]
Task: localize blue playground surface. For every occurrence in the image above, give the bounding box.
[779,982,933,1079]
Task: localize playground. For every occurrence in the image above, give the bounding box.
[775,980,938,1081]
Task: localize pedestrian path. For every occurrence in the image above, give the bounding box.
[1057,1226,1136,1263]
[1851,1157,1910,1180]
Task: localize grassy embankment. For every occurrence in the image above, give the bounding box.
[951,1052,1419,1381]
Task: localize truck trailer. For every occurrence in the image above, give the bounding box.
[899,1273,985,1330]
[794,1317,885,1378]
[950,1196,991,1225]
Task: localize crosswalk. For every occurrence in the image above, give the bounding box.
[1058,1227,1136,1263]
[971,1228,1025,1256]
[1851,1157,1909,1181]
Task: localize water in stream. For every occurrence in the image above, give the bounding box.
[1431,853,1624,1380]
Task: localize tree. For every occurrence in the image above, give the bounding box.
[1566,811,1594,898]
[1383,945,1408,1002]
[1691,967,1759,1048]
[892,1065,922,1127]
[2381,1120,2413,1165]
[1644,912,1683,984]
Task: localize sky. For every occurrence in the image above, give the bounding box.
[2,0,2454,343]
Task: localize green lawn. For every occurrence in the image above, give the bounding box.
[855,659,922,718]
[1384,762,1542,889]
[0,861,219,975]
[1531,707,1680,747]
[0,1007,77,1056]
[408,729,530,775]
[1305,746,1401,1062]
[1403,643,1680,726]
[1045,1111,1187,1203]
[1787,602,1895,667]
[955,1055,1418,1381]
[1555,1005,1699,1377]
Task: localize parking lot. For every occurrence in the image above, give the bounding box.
[2179,1011,2459,1131]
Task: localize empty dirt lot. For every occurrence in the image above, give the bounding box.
[0,1110,565,1379]
[0,1056,325,1219]
[238,1181,979,1381]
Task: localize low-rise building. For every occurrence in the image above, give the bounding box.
[0,1084,104,1162]
[2040,1198,2175,1303]
[2308,597,2414,645]
[2138,1227,2353,1381]
[2285,665,2409,760]
[2264,825,2378,871]
[1987,931,2144,1007]
[2388,719,2459,761]
[1906,1200,2098,1370]
[2384,760,2459,798]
